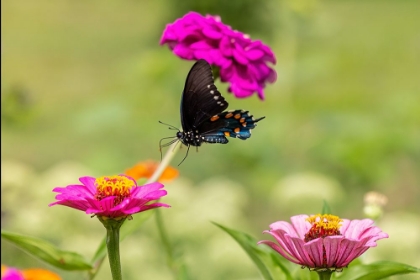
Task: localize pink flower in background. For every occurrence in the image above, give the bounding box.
[258,214,388,271]
[159,12,227,64]
[49,175,169,218]
[160,11,276,100]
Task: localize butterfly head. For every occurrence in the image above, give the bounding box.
[176,131,186,145]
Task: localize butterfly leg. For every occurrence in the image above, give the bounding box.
[178,144,191,166]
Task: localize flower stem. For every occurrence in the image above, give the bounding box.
[97,216,126,280]
[155,208,174,266]
[317,270,333,280]
[146,141,182,276]
[146,142,180,184]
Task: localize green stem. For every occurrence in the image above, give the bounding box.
[317,270,333,280]
[97,216,126,280]
[88,260,104,280]
[155,208,174,266]
[146,141,181,277]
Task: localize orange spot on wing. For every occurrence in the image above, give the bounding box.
[210,115,219,121]
[240,118,245,123]
[225,113,233,118]
[234,127,240,133]
[234,114,241,119]
[224,131,230,137]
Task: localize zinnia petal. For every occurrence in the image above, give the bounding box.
[50,175,170,219]
[246,49,265,61]
[259,214,388,271]
[124,161,178,182]
[21,268,62,280]
[202,27,223,39]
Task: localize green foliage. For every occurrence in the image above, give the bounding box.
[1,85,34,126]
[331,261,420,280]
[322,200,332,215]
[214,222,294,280]
[1,230,92,271]
[168,0,274,38]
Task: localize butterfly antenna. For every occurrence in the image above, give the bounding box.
[159,136,178,161]
[159,136,178,148]
[158,120,179,131]
[178,144,191,166]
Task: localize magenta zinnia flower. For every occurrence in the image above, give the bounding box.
[258,214,388,271]
[1,266,24,280]
[160,11,276,100]
[49,175,169,218]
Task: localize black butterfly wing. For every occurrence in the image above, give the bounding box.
[199,110,265,144]
[180,59,229,132]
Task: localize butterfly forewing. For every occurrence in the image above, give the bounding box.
[180,60,229,131]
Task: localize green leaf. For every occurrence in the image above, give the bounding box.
[332,261,420,280]
[213,222,294,280]
[1,230,92,271]
[174,263,191,280]
[322,200,332,215]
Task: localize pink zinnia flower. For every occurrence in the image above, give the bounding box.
[160,11,276,100]
[49,175,169,218]
[258,214,388,271]
[1,265,61,280]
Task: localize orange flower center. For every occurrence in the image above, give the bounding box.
[304,214,342,242]
[94,175,135,205]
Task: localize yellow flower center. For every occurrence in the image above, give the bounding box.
[304,214,342,242]
[94,175,135,205]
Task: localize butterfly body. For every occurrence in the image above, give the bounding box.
[160,59,264,163]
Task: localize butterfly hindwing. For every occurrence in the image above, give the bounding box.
[200,110,265,143]
[180,60,228,131]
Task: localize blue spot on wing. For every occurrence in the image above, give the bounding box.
[203,133,229,144]
[219,110,264,140]
[198,109,264,143]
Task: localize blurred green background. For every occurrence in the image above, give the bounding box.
[2,0,419,279]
